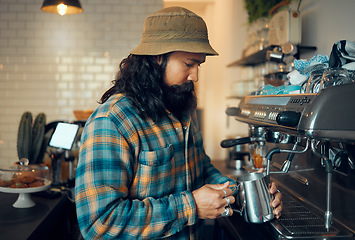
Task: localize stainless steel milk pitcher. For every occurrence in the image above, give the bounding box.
[234,172,274,223]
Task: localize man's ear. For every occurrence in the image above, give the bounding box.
[154,55,162,65]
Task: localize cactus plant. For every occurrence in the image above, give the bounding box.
[17,112,33,161]
[17,112,47,164]
[32,113,46,164]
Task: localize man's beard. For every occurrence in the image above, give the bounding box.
[162,81,197,116]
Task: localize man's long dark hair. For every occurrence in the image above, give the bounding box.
[100,53,171,122]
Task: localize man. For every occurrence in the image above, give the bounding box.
[75,6,282,239]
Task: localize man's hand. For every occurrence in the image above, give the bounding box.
[269,181,282,219]
[256,168,283,219]
[192,181,235,219]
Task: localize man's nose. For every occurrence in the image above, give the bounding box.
[187,66,199,82]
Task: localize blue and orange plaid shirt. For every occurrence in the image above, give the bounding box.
[75,94,237,239]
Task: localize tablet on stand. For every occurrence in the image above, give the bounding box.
[49,122,79,187]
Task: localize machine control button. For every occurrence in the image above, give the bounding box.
[268,112,278,121]
[254,111,267,119]
[276,111,301,127]
[241,109,251,116]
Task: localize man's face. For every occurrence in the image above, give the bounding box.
[164,51,206,86]
[161,51,206,114]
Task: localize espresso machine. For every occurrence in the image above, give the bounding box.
[223,83,355,239]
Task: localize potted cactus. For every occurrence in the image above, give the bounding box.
[17,112,47,164]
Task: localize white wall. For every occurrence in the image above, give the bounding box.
[0,0,163,166]
[300,0,355,58]
[1,0,355,166]
[201,0,249,160]
[201,0,355,161]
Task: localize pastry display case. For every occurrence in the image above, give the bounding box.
[0,161,50,208]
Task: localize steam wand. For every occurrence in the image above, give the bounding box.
[310,139,333,230]
[281,138,301,173]
[265,139,309,176]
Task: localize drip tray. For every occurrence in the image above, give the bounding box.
[269,192,354,239]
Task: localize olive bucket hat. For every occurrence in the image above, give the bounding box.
[131,6,218,56]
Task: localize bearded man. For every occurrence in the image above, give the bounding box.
[75,6,282,240]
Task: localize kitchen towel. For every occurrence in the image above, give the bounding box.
[293,55,329,77]
[288,55,329,86]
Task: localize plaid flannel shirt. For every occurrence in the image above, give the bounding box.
[75,94,237,239]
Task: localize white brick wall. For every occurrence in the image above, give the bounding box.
[0,0,163,166]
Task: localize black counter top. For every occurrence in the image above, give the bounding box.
[0,190,75,240]
[211,160,355,240]
[217,213,276,240]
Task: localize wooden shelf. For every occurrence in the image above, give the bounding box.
[227,46,275,67]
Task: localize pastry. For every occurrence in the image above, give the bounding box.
[0,179,15,187]
[11,182,28,188]
[19,175,36,184]
[29,181,44,187]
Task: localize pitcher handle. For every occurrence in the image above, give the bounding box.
[231,203,244,216]
[230,183,244,216]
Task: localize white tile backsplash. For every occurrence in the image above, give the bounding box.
[0,0,163,166]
